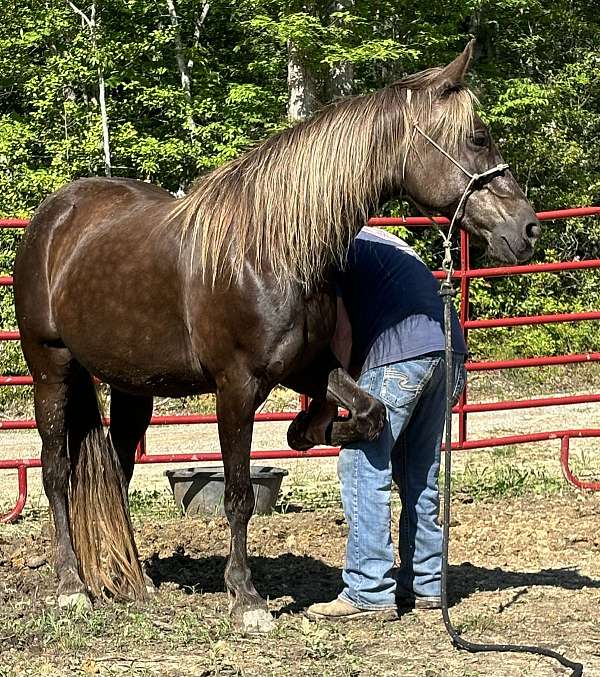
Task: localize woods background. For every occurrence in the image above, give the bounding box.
[1,0,600,377]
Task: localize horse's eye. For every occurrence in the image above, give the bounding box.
[471,130,489,147]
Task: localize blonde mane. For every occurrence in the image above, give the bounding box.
[169,66,476,290]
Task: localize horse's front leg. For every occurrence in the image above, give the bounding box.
[327,366,387,445]
[285,349,386,450]
[216,374,274,634]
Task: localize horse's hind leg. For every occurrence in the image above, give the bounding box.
[108,387,155,592]
[108,388,153,488]
[216,373,274,634]
[31,346,92,610]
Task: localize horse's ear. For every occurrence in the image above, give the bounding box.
[436,39,475,90]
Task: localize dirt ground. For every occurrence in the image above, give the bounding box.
[0,492,599,677]
[0,370,599,677]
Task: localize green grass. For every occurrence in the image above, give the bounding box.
[449,462,564,501]
[455,612,499,635]
[1,606,111,652]
[489,444,519,460]
[276,455,567,512]
[277,479,342,512]
[467,361,600,402]
[128,489,181,519]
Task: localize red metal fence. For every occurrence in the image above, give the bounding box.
[2,207,600,522]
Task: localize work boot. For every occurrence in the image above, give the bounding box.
[306,598,396,621]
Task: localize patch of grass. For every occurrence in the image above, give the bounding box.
[450,462,564,501]
[15,607,109,651]
[277,479,341,512]
[298,616,341,659]
[490,445,519,460]
[455,612,499,635]
[151,386,299,416]
[166,606,233,645]
[153,393,216,416]
[128,489,181,519]
[566,448,600,479]
[467,362,600,402]
[2,604,165,654]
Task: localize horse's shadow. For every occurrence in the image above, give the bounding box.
[146,552,343,614]
[146,552,600,614]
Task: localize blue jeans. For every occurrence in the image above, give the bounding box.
[337,352,466,609]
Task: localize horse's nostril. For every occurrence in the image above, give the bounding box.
[526,221,540,240]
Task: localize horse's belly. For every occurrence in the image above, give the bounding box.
[57,309,211,397]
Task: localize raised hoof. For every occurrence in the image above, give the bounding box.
[239,608,275,634]
[366,401,386,441]
[287,411,313,452]
[58,592,92,612]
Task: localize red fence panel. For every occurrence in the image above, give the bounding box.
[2,206,600,521]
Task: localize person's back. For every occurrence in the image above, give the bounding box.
[336,226,467,374]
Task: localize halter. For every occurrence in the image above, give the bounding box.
[409,121,509,282]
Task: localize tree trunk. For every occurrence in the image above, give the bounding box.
[328,61,353,99]
[97,67,111,176]
[326,0,354,100]
[165,0,198,141]
[287,39,317,121]
[187,3,210,73]
[66,0,111,176]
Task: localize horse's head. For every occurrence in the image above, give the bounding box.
[399,41,540,263]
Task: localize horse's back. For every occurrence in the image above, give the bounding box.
[17,177,174,270]
[14,177,211,395]
[15,176,174,326]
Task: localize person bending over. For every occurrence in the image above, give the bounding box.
[307,226,467,620]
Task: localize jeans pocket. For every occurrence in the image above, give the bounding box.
[451,361,467,407]
[378,359,438,410]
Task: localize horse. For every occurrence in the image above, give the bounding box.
[13,41,539,633]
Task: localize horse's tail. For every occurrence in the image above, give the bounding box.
[67,368,146,601]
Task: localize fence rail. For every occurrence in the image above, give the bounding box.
[2,206,600,521]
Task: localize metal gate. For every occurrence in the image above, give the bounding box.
[2,206,599,522]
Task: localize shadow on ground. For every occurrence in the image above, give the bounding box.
[146,551,600,612]
[448,561,600,604]
[146,552,343,613]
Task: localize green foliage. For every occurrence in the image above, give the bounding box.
[1,0,600,369]
[452,461,564,501]
[128,489,181,519]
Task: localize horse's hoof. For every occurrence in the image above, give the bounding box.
[287,411,313,451]
[143,571,158,596]
[58,592,92,612]
[366,400,386,440]
[241,608,275,634]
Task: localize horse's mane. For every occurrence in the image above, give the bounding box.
[169,66,476,289]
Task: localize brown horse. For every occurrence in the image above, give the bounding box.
[13,42,538,632]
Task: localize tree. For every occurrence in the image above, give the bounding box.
[66,0,112,176]
[326,0,354,99]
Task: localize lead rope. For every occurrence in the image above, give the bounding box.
[438,222,584,677]
[403,116,584,675]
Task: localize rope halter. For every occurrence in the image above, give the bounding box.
[410,122,509,283]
